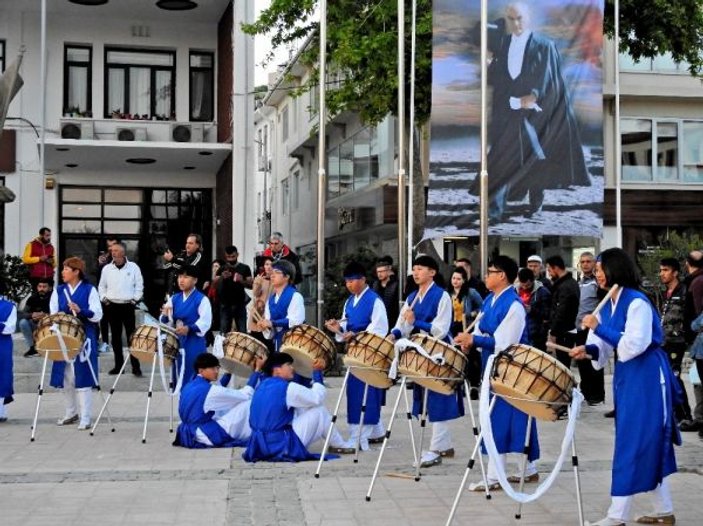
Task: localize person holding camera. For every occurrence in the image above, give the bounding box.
[163,233,206,296]
[216,246,252,334]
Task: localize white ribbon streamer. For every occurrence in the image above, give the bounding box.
[143,318,185,398]
[212,334,225,359]
[50,323,73,364]
[389,338,447,379]
[478,353,584,503]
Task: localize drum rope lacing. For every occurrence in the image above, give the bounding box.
[492,349,571,406]
[479,353,584,503]
[388,338,447,379]
[50,323,91,364]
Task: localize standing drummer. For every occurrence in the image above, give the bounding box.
[325,261,389,450]
[50,257,103,430]
[455,255,540,491]
[160,265,212,387]
[388,254,459,468]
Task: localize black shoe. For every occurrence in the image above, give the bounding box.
[108,367,121,375]
[587,399,605,407]
[132,369,143,378]
[604,409,615,418]
[679,420,699,432]
[24,347,39,357]
[470,387,479,400]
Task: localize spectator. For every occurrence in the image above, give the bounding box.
[22,227,56,287]
[216,246,253,333]
[205,259,225,334]
[99,243,144,377]
[248,255,274,351]
[371,256,400,325]
[163,233,206,295]
[515,267,551,351]
[97,236,120,354]
[526,254,552,290]
[18,278,52,357]
[454,257,488,298]
[684,249,703,439]
[545,255,580,368]
[447,267,483,336]
[575,251,605,406]
[658,257,694,429]
[262,232,303,285]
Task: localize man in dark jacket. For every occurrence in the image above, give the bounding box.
[262,232,303,285]
[18,278,52,357]
[371,256,400,325]
[684,249,703,438]
[515,267,551,351]
[545,255,579,368]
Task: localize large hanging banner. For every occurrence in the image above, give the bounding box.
[425,0,604,238]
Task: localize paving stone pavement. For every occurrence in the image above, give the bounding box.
[1,343,702,525]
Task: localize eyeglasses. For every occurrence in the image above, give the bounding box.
[486,269,503,275]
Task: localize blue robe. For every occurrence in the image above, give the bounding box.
[268,285,310,387]
[50,282,99,389]
[242,376,318,462]
[344,290,385,425]
[588,288,679,496]
[0,299,16,404]
[476,287,539,461]
[174,376,248,449]
[404,285,464,423]
[170,289,208,386]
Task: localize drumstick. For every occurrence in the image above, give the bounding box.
[546,341,592,360]
[63,289,77,316]
[583,283,620,330]
[384,472,415,480]
[462,312,484,334]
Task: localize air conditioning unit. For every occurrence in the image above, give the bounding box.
[115,127,147,142]
[60,119,94,140]
[170,123,204,143]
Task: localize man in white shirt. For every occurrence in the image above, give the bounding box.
[98,243,144,376]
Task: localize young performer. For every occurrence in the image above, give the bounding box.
[160,265,212,386]
[455,255,540,491]
[325,261,389,450]
[50,257,103,430]
[570,249,680,526]
[0,281,17,422]
[389,255,459,468]
[256,260,304,349]
[242,353,351,462]
[174,352,263,449]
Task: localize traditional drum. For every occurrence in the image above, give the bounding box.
[490,344,575,421]
[397,334,466,395]
[34,313,86,361]
[129,324,180,365]
[280,324,337,377]
[343,331,395,389]
[222,332,269,377]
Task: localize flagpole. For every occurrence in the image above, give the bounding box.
[316,0,328,327]
[614,0,622,247]
[407,0,417,274]
[479,0,489,277]
[397,0,407,303]
[40,0,47,224]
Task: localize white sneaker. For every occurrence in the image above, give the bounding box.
[468,480,501,492]
[413,450,441,468]
[57,414,79,426]
[77,421,91,431]
[98,343,110,353]
[585,518,626,526]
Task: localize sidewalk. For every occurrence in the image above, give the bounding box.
[1,367,701,525]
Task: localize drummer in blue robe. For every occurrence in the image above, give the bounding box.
[160,265,212,387]
[388,254,459,468]
[174,352,264,449]
[456,255,540,491]
[243,352,352,462]
[0,280,17,423]
[50,257,103,430]
[325,261,389,450]
[570,249,680,526]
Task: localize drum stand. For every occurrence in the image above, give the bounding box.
[30,351,114,441]
[445,398,585,526]
[314,366,417,479]
[91,352,175,442]
[365,376,489,502]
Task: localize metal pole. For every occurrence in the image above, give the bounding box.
[316,0,328,327]
[479,0,489,276]
[614,0,622,247]
[397,0,407,302]
[40,0,47,225]
[407,0,417,273]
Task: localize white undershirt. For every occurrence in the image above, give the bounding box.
[392,282,452,340]
[336,286,389,341]
[263,289,305,340]
[50,283,103,323]
[473,287,526,352]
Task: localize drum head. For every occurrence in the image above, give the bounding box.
[343,355,393,389]
[490,383,561,421]
[286,347,316,378]
[130,348,174,366]
[37,335,83,361]
[220,357,255,378]
[411,376,458,396]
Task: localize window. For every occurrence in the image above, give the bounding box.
[63,45,92,116]
[291,169,300,210]
[621,117,703,184]
[308,82,319,120]
[281,106,289,142]
[189,51,214,121]
[281,178,289,215]
[104,47,175,119]
[619,51,691,74]
[0,40,5,72]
